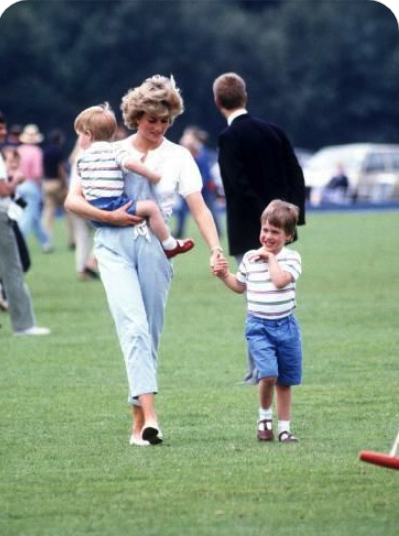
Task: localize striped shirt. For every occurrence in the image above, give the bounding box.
[77,141,131,201]
[236,247,302,319]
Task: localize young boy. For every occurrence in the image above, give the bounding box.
[74,103,194,259]
[214,199,303,442]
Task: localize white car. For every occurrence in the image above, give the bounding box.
[303,143,399,204]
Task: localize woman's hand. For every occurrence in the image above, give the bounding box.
[107,201,144,227]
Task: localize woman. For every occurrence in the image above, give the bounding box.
[65,75,224,446]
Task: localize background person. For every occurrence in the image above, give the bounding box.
[17,124,51,252]
[1,123,22,149]
[65,74,224,446]
[212,72,306,385]
[1,146,31,274]
[67,140,99,281]
[176,126,223,239]
[0,112,50,336]
[42,128,74,250]
[322,163,350,204]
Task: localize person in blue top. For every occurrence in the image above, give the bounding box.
[175,126,223,239]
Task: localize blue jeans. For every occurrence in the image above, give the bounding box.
[17,180,49,247]
[94,225,173,404]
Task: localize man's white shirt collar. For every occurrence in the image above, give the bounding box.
[227,109,248,126]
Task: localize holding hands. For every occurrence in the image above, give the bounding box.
[210,246,228,278]
[212,255,229,279]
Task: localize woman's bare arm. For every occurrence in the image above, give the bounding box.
[185,191,225,267]
[64,171,142,226]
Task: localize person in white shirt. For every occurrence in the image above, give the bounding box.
[0,111,50,335]
[65,75,224,447]
[214,199,303,443]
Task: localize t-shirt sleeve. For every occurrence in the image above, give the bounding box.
[236,251,252,284]
[176,147,203,198]
[280,251,302,281]
[113,145,131,169]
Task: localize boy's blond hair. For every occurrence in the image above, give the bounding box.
[261,199,299,240]
[74,102,117,141]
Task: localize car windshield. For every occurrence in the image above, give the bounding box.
[307,148,364,172]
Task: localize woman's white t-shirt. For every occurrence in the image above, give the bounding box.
[117,137,203,218]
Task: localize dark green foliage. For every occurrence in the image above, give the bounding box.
[0,1,398,150]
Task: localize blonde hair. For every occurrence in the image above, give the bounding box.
[74,102,117,141]
[213,72,247,110]
[261,199,299,239]
[121,75,184,130]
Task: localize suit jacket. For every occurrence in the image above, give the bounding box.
[218,114,306,256]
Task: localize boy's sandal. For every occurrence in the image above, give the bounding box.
[278,431,299,443]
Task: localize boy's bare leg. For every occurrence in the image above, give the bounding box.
[257,377,277,441]
[259,377,277,410]
[136,200,194,259]
[136,200,170,242]
[275,384,292,421]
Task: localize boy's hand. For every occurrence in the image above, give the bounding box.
[212,258,229,279]
[209,248,223,269]
[249,247,272,262]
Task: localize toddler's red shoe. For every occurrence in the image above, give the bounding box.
[165,238,195,259]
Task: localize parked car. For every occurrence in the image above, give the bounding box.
[294,147,313,168]
[303,143,399,204]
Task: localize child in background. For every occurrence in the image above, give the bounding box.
[74,103,194,259]
[214,199,303,442]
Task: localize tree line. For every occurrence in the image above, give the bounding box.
[1,0,398,152]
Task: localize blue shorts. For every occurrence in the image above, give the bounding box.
[89,196,137,227]
[245,314,302,385]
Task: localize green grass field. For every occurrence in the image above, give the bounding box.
[1,211,398,536]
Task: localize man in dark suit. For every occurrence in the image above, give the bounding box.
[213,72,306,384]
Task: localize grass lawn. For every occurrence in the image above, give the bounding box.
[1,211,398,535]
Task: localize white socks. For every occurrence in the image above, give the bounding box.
[278,420,291,435]
[259,408,291,434]
[259,407,273,421]
[162,236,178,250]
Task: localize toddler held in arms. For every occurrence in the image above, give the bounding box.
[74,103,194,258]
